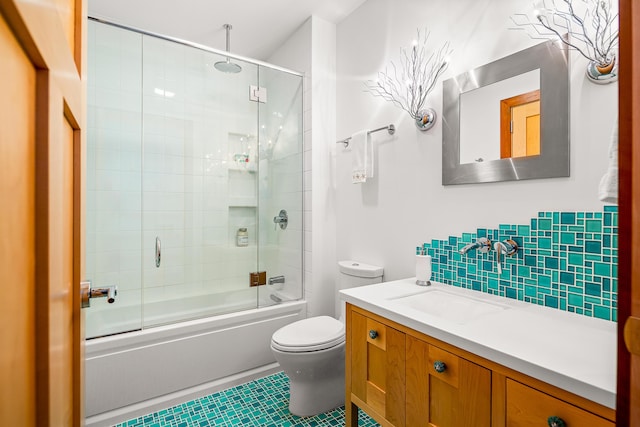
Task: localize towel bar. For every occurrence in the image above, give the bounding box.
[336,124,395,148]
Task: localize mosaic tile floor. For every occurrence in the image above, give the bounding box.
[116,372,379,427]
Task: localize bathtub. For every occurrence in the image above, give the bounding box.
[84,292,306,426]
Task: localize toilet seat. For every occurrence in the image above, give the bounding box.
[271,316,345,353]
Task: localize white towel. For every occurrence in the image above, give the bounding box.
[598,120,618,204]
[351,130,373,184]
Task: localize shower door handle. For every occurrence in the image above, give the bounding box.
[155,236,161,267]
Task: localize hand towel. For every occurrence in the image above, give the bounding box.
[598,120,618,204]
[351,130,373,184]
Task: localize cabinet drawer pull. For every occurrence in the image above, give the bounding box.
[369,330,378,339]
[547,416,566,427]
[433,360,447,373]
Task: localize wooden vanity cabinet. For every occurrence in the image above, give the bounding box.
[505,380,614,427]
[406,336,491,427]
[345,304,615,427]
[348,310,406,426]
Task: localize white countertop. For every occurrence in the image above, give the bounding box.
[340,278,617,409]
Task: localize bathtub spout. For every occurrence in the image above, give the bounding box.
[268,275,285,285]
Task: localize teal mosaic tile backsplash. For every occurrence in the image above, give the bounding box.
[420,207,618,321]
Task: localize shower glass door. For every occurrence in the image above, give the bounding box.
[86,22,144,338]
[85,19,303,339]
[139,33,260,328]
[256,66,304,307]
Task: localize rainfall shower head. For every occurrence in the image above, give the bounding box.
[214,24,242,73]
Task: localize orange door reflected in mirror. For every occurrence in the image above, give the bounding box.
[500,89,540,159]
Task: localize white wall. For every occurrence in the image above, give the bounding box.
[335,0,618,282]
[268,16,337,318]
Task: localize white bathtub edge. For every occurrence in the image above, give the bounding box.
[85,362,283,427]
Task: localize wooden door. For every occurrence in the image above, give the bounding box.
[406,336,491,427]
[510,101,541,158]
[0,0,85,426]
[500,90,540,159]
[348,309,406,427]
[618,0,640,426]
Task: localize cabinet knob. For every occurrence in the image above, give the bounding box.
[547,416,566,427]
[369,330,378,339]
[433,360,447,373]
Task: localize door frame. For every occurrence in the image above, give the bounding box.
[617,0,639,425]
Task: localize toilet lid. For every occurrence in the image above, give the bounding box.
[271,316,345,352]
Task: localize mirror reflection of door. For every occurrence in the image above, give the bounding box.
[500,89,540,158]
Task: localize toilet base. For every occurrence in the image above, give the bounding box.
[271,342,346,417]
[287,370,345,417]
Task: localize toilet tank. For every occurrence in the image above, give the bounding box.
[338,260,384,290]
[336,260,384,320]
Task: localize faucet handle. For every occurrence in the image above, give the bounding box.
[493,239,518,276]
[476,237,492,253]
[498,239,518,256]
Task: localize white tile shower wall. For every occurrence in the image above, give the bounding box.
[256,62,305,301]
[268,18,315,311]
[335,0,618,283]
[268,16,337,318]
[87,21,144,335]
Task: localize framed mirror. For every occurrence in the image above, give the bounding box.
[442,40,569,185]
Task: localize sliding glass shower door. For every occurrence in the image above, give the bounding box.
[85,19,303,339]
[139,31,261,328]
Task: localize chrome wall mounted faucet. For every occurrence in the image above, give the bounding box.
[494,239,518,275]
[459,237,492,255]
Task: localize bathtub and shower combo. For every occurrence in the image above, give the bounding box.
[85,18,306,426]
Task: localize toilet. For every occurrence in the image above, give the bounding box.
[270,260,384,416]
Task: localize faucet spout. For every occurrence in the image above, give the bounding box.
[459,237,492,255]
[459,242,480,254]
[268,275,285,285]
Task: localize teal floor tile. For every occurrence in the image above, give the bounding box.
[114,372,379,427]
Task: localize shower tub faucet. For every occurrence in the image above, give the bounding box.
[273,209,288,230]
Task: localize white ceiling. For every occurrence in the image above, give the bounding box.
[88,0,367,61]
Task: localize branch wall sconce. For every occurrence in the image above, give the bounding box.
[511,0,619,84]
[365,29,452,131]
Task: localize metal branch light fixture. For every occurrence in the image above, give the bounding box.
[511,0,619,84]
[365,29,452,131]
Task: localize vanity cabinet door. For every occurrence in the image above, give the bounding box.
[506,379,614,427]
[351,311,406,426]
[406,336,491,427]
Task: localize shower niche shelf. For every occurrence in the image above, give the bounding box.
[228,164,256,173]
[228,197,257,208]
[228,206,256,248]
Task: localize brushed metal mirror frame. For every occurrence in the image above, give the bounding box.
[442,40,569,185]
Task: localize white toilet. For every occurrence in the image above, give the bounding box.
[270,260,384,416]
